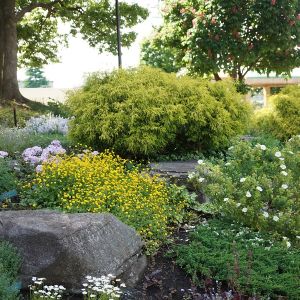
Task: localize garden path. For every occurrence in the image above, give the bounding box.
[150,161,197,179]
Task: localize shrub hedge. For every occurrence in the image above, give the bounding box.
[254,85,300,140]
[67,67,251,157]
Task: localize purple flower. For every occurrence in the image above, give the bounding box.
[51,140,61,147]
[22,141,66,165]
[0,151,9,158]
[36,165,43,173]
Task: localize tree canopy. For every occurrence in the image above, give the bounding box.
[141,30,181,73]
[142,0,300,81]
[17,0,149,68]
[0,0,148,103]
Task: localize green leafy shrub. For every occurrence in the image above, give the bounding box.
[47,100,71,118]
[254,86,300,140]
[0,159,17,194]
[67,67,251,157]
[174,219,300,299]
[0,241,21,300]
[21,151,191,253]
[189,136,300,245]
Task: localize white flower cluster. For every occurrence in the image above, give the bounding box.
[29,277,65,299]
[25,114,69,135]
[82,275,125,299]
[29,275,125,299]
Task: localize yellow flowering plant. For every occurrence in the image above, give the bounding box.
[21,151,190,253]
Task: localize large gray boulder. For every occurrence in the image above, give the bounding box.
[0,210,147,290]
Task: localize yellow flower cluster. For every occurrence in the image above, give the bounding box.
[22,151,186,252]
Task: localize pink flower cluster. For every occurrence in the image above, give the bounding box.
[22,140,66,168]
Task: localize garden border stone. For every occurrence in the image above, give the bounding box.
[0,209,147,291]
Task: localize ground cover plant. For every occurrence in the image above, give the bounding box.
[0,241,21,300]
[0,157,17,195]
[0,105,39,128]
[67,67,251,158]
[189,136,300,247]
[0,113,70,155]
[0,100,70,128]
[20,150,193,253]
[28,275,126,300]
[174,218,300,299]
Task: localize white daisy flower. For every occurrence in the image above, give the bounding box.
[240,177,246,183]
[260,145,267,150]
[236,203,241,207]
[263,211,269,218]
[281,171,288,176]
[256,186,263,192]
[242,207,248,213]
[199,177,205,183]
[280,164,286,170]
[275,151,281,157]
[246,191,252,198]
[223,198,229,202]
[281,184,288,189]
[197,159,204,165]
[273,215,279,222]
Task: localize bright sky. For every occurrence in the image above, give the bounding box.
[18,0,300,88]
[18,0,163,88]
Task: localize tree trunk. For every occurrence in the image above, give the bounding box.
[213,73,222,81]
[0,0,27,104]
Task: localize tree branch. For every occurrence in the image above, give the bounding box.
[241,57,261,78]
[16,0,63,22]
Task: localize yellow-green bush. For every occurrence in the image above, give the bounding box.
[21,151,189,252]
[254,86,300,140]
[67,67,251,157]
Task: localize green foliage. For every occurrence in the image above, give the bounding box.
[155,150,204,162]
[20,151,191,253]
[0,128,70,154]
[156,0,300,80]
[0,106,39,127]
[67,67,251,157]
[23,68,50,88]
[189,137,300,244]
[174,219,300,299]
[255,86,300,140]
[0,241,21,300]
[46,101,71,118]
[0,159,17,194]
[16,0,148,68]
[141,31,181,73]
